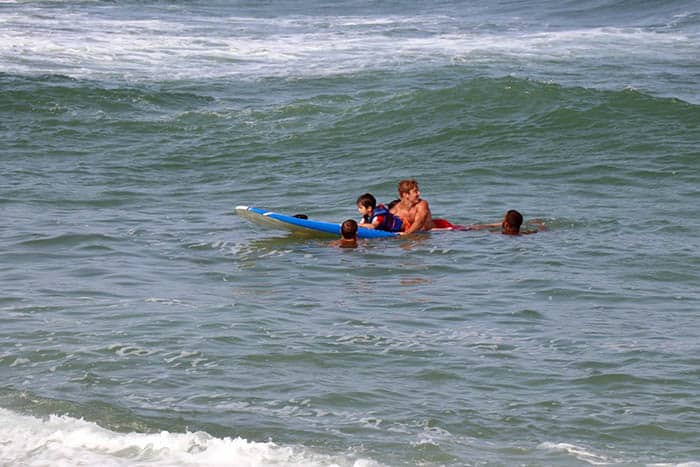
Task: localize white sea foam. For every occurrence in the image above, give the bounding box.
[10,357,31,367]
[145,297,193,307]
[108,343,156,357]
[0,407,381,467]
[538,442,615,465]
[0,7,695,82]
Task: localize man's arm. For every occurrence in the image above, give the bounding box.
[528,219,546,231]
[359,215,385,230]
[466,222,501,231]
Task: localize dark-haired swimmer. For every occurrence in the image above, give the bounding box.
[468,210,545,235]
[330,219,359,248]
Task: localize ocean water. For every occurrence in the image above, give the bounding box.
[1,0,700,465]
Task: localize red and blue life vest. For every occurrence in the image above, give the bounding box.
[367,204,404,232]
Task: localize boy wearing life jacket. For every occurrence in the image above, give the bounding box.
[356,193,404,232]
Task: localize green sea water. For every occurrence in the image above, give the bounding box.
[2,1,700,465]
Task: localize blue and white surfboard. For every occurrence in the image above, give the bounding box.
[235,206,398,239]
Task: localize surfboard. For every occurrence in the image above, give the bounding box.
[235,206,398,239]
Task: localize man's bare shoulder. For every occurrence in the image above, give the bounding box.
[414,199,430,211]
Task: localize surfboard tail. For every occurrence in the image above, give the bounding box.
[432,218,468,231]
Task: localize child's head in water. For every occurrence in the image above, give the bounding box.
[502,210,523,235]
[341,219,358,239]
[338,219,358,247]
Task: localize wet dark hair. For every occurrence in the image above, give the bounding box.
[504,210,523,230]
[356,193,376,209]
[293,214,308,219]
[341,219,358,239]
[386,199,400,210]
